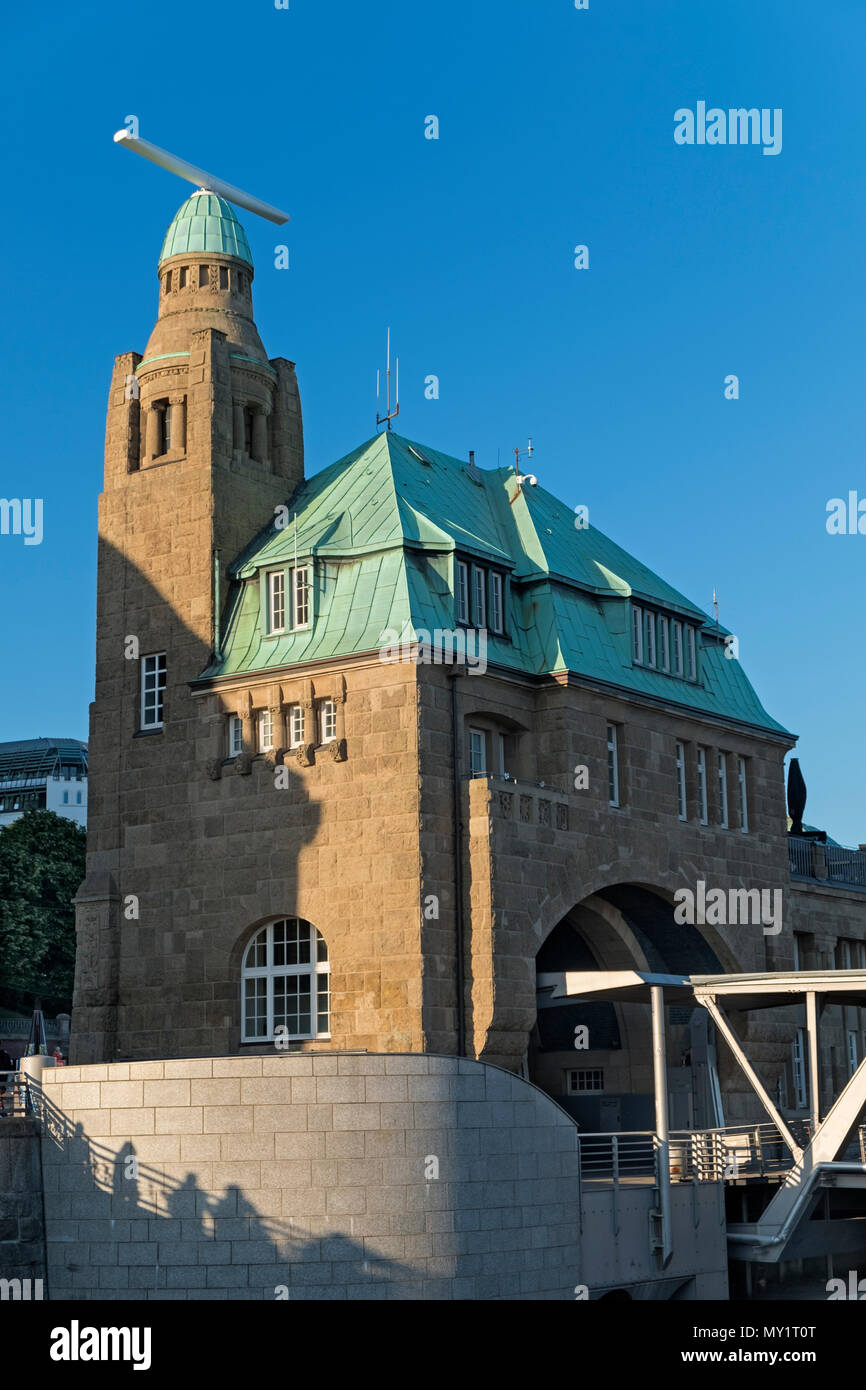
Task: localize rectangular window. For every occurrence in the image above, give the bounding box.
[63,792,69,804]
[717,752,729,828]
[179,266,188,288]
[456,561,469,624]
[319,700,337,744]
[164,269,173,293]
[676,742,687,821]
[498,733,508,777]
[292,565,311,629]
[632,605,643,663]
[672,621,684,676]
[159,403,172,455]
[199,264,209,287]
[848,1031,859,1077]
[737,757,749,833]
[697,747,708,825]
[243,976,267,1040]
[471,565,486,627]
[288,705,305,748]
[268,571,286,633]
[258,710,274,753]
[568,1069,604,1094]
[489,572,504,634]
[229,715,244,757]
[644,610,656,668]
[219,266,229,289]
[836,938,852,970]
[792,1029,807,1109]
[607,724,620,807]
[659,615,670,672]
[76,791,82,805]
[469,727,486,776]
[140,653,166,730]
[686,625,697,680]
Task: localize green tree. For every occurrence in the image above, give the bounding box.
[0,810,85,1012]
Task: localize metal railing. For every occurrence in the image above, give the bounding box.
[577,1131,658,1182]
[788,836,813,877]
[789,835,866,889]
[0,1070,30,1117]
[577,1120,820,1186]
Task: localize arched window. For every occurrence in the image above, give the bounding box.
[241,919,330,1042]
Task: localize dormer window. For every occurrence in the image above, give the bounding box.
[634,604,699,683]
[268,571,286,633]
[471,566,487,627]
[293,566,311,628]
[456,561,469,624]
[265,565,313,636]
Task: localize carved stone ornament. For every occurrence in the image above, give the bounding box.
[205,759,222,781]
[235,753,253,776]
[329,738,347,763]
[296,743,315,768]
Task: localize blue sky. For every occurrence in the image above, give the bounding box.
[1,0,864,843]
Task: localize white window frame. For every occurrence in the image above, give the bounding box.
[632,605,643,663]
[644,610,656,668]
[737,756,749,833]
[697,747,708,825]
[489,572,504,634]
[288,705,305,748]
[607,724,620,807]
[686,625,697,680]
[258,710,274,753]
[672,621,684,676]
[471,565,487,627]
[292,564,311,630]
[268,570,286,634]
[659,615,670,672]
[469,727,486,776]
[140,652,166,730]
[567,1069,604,1094]
[717,752,729,829]
[676,741,687,821]
[241,919,330,1043]
[319,699,337,744]
[456,561,469,624]
[228,715,244,757]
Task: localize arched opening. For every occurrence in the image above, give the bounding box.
[241,918,330,1044]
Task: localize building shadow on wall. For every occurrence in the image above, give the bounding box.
[37,1091,415,1301]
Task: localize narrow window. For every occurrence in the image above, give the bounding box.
[76,791,82,804]
[675,741,687,821]
[158,403,173,455]
[141,653,167,730]
[632,605,643,663]
[471,565,486,627]
[258,710,274,753]
[164,269,173,293]
[498,733,508,777]
[244,407,254,455]
[792,1029,807,1109]
[717,752,729,828]
[644,610,656,667]
[489,572,504,634]
[469,727,486,776]
[268,571,286,633]
[237,270,245,293]
[293,565,311,628]
[686,625,697,680]
[199,264,209,288]
[607,724,620,807]
[697,747,708,825]
[659,615,670,672]
[456,561,469,624]
[848,1031,859,1077]
[319,699,337,744]
[737,757,749,833]
[179,266,188,288]
[219,266,229,289]
[288,705,305,748]
[672,621,684,676]
[63,792,69,804]
[228,716,244,756]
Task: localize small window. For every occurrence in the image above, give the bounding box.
[237,271,246,294]
[792,1029,807,1109]
[567,1069,604,1094]
[490,572,504,634]
[672,621,684,676]
[228,716,244,757]
[159,403,173,455]
[244,407,254,455]
[319,700,337,744]
[497,732,508,777]
[258,710,274,753]
[199,265,209,288]
[63,792,69,804]
[293,565,311,629]
[675,741,687,821]
[164,269,173,293]
[268,571,286,633]
[288,705,305,748]
[471,565,486,627]
[469,727,486,776]
[737,757,749,833]
[644,610,656,668]
[717,752,728,828]
[219,266,229,290]
[607,724,620,807]
[686,626,697,680]
[632,605,643,663]
[697,747,708,825]
[76,792,82,805]
[658,615,670,672]
[141,653,167,730]
[848,1031,859,1077]
[456,561,469,624]
[179,266,188,288]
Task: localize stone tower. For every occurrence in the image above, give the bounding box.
[73,192,303,1062]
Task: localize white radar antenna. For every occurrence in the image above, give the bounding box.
[113,129,290,225]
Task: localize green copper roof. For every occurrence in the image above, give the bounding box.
[158,191,252,267]
[200,431,790,737]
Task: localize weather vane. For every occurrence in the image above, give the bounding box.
[113,127,290,225]
[513,438,537,491]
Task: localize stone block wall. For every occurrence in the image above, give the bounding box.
[0,1118,47,1294]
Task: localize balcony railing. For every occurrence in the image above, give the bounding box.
[788,836,866,891]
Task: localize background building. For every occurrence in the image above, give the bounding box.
[0,738,88,828]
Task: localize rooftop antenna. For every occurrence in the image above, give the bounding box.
[376,328,400,432]
[712,587,720,633]
[513,438,537,491]
[113,128,290,225]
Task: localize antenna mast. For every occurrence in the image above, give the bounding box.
[376,328,400,431]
